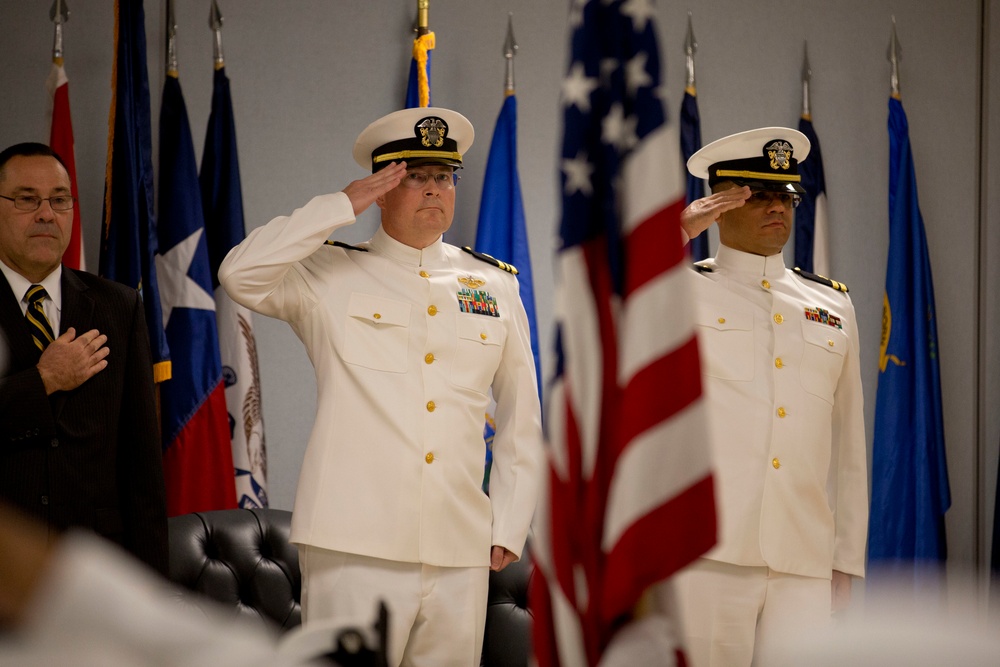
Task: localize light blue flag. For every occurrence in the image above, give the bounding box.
[868,95,951,589]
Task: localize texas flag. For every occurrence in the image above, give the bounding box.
[156,70,236,516]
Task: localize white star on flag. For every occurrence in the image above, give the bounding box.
[562,152,595,196]
[602,103,638,151]
[562,62,599,112]
[155,228,216,327]
[622,0,656,31]
[625,52,652,96]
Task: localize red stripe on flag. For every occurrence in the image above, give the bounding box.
[601,475,716,624]
[162,382,237,516]
[624,198,687,296]
[618,337,703,452]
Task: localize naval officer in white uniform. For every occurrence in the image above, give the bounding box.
[219,107,543,667]
[662,128,868,667]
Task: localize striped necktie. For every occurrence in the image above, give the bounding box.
[25,284,55,351]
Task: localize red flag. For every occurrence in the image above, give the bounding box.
[532,1,716,663]
[47,61,85,270]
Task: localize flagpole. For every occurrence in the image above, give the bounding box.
[801,42,811,120]
[503,12,516,97]
[415,0,429,36]
[165,0,178,78]
[210,0,224,69]
[684,11,696,95]
[888,16,902,99]
[682,12,709,262]
[50,0,67,65]
[406,0,434,108]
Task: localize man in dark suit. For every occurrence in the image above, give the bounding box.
[0,143,167,574]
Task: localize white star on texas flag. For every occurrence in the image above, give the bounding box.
[155,228,216,328]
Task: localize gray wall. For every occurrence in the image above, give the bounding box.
[1,1,997,586]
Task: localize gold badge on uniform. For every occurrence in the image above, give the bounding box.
[457,287,499,317]
[458,275,486,289]
[804,306,842,329]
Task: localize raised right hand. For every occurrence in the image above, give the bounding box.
[342,161,408,216]
[681,185,751,241]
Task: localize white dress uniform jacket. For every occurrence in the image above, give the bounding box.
[219,193,543,568]
[691,245,868,579]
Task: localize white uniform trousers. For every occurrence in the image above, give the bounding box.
[667,559,831,667]
[299,546,489,667]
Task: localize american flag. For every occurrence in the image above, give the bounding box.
[531,1,716,664]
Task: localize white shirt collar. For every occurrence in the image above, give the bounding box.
[0,260,63,311]
[369,225,446,267]
[714,244,786,279]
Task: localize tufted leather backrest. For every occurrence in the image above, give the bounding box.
[168,508,533,665]
[168,508,301,630]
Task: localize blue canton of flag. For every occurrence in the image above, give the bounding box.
[795,115,830,275]
[99,0,170,383]
[680,87,708,261]
[868,95,950,591]
[532,1,715,664]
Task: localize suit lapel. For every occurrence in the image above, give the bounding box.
[0,275,43,365]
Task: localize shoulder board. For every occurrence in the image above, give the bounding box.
[461,246,518,275]
[694,262,714,273]
[793,267,849,293]
[324,240,368,252]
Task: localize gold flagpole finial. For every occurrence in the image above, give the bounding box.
[801,41,812,119]
[415,0,430,36]
[49,0,69,64]
[209,0,225,69]
[503,13,518,96]
[684,11,697,94]
[888,16,902,99]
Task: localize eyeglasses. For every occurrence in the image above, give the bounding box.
[747,190,801,209]
[0,194,76,212]
[399,170,460,190]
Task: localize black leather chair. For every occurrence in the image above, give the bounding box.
[168,508,533,666]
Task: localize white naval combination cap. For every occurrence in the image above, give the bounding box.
[352,107,475,173]
[687,126,811,195]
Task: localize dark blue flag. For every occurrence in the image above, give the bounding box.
[157,73,236,516]
[680,88,708,261]
[99,0,170,382]
[868,95,951,588]
[795,115,830,275]
[201,66,269,509]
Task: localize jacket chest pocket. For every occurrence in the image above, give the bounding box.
[799,321,847,404]
[343,293,411,373]
[452,316,505,392]
[695,310,754,382]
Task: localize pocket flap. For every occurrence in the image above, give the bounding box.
[801,321,847,356]
[457,316,503,346]
[347,293,410,327]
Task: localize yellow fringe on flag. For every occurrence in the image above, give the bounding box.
[412,31,435,108]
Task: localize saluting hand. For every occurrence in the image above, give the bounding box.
[342,161,408,216]
[681,185,751,241]
[36,327,110,395]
